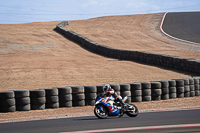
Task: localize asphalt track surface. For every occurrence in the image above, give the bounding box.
[162,12,200,44]
[0,109,200,133]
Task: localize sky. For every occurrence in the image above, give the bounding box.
[0,0,200,24]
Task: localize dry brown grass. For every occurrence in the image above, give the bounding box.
[0,13,197,91]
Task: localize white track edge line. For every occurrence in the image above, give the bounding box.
[61,123,200,133]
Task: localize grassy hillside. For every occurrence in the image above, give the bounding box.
[0,13,196,91]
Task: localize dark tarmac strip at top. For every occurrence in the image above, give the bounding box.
[162,12,200,44]
[0,109,200,133]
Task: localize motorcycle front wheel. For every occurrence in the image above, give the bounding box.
[94,105,108,119]
[125,104,139,117]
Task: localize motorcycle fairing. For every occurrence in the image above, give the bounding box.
[100,96,120,115]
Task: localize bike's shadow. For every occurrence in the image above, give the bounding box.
[74,115,130,121]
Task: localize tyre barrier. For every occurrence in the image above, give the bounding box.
[168,80,177,99]
[110,84,120,96]
[175,79,184,98]
[194,77,200,96]
[150,82,162,101]
[1,77,200,112]
[188,78,195,97]
[96,85,104,94]
[84,86,97,106]
[141,82,151,101]
[13,90,30,111]
[183,79,190,97]
[30,89,46,110]
[44,88,59,108]
[71,86,85,106]
[55,21,200,75]
[57,87,72,107]
[130,83,142,102]
[120,84,131,103]
[157,81,169,100]
[0,91,16,112]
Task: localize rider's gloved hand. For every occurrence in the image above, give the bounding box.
[118,96,122,101]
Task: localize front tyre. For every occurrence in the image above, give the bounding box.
[94,105,108,119]
[125,104,139,117]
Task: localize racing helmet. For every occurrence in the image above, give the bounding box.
[103,84,111,91]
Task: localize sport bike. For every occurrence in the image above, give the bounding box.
[94,93,139,119]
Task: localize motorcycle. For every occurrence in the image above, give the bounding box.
[94,93,139,119]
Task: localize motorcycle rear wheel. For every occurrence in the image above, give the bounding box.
[94,105,108,119]
[125,104,139,117]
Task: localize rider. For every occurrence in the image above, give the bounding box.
[102,84,125,115]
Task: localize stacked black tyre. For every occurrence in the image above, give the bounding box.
[168,80,177,99]
[151,82,162,101]
[110,84,120,96]
[188,78,195,97]
[194,77,200,96]
[30,89,45,110]
[120,84,131,103]
[130,83,142,102]
[0,91,16,112]
[96,85,104,95]
[183,79,190,97]
[159,81,169,100]
[13,90,30,111]
[175,79,184,98]
[85,86,97,106]
[141,82,151,101]
[57,87,72,107]
[45,88,59,108]
[71,86,85,106]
